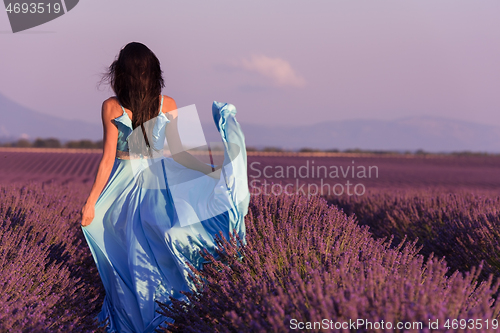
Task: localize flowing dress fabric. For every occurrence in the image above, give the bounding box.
[82,101,250,333]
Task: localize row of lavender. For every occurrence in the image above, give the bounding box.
[2,151,500,191]
[326,189,500,283]
[1,181,500,331]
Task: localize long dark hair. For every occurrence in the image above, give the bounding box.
[101,42,165,154]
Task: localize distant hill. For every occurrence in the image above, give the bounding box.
[1,92,499,152]
[0,92,101,142]
[232,117,500,153]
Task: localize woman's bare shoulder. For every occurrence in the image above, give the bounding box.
[101,96,123,119]
[102,96,122,111]
[161,94,178,118]
[103,96,119,105]
[161,95,176,110]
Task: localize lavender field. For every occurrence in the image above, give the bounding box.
[1,150,500,190]
[1,149,500,332]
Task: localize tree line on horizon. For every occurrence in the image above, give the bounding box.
[0,137,104,149]
[0,137,496,156]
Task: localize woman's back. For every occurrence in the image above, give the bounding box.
[111,94,174,157]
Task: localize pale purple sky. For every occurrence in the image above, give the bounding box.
[1,0,499,127]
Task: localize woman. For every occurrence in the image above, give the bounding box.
[80,42,250,333]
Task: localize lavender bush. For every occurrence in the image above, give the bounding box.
[0,181,104,332]
[158,191,500,332]
[326,189,500,283]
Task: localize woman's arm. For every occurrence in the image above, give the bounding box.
[81,99,118,226]
[164,98,221,177]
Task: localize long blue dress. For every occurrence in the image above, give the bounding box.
[81,97,250,333]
